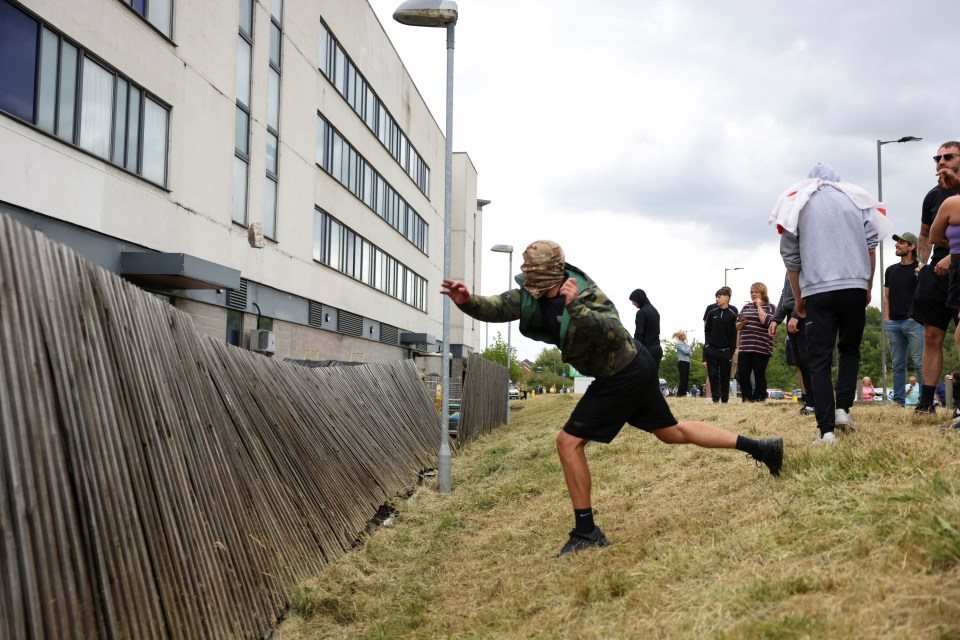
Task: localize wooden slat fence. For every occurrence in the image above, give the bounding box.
[456,353,508,444]
[0,213,441,639]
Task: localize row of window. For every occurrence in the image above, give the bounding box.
[316,115,428,254]
[232,0,254,225]
[318,21,430,196]
[314,208,427,312]
[263,0,283,239]
[0,0,170,186]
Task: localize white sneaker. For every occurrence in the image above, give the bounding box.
[813,431,837,445]
[835,409,856,432]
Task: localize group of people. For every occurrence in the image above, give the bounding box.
[435,141,960,557]
[768,143,960,442]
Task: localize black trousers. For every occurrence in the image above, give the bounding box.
[804,288,867,430]
[704,345,733,402]
[677,360,690,396]
[738,351,770,401]
[788,317,814,406]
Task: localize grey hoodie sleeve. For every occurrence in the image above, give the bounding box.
[864,211,879,250]
[780,230,801,272]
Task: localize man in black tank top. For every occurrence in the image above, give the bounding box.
[912,142,960,413]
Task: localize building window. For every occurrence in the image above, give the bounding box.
[317,115,428,254]
[313,208,427,312]
[318,20,430,197]
[0,2,171,187]
[226,309,243,346]
[119,0,173,38]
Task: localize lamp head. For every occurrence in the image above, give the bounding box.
[393,0,458,27]
[491,244,513,254]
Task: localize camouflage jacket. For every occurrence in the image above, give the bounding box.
[457,264,637,378]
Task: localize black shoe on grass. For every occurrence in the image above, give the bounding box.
[752,438,784,477]
[555,527,609,557]
[915,404,936,415]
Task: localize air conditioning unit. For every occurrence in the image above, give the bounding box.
[248,329,276,354]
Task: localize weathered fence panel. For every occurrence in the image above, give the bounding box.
[0,213,441,639]
[457,353,508,444]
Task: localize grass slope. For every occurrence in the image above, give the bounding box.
[275,396,960,640]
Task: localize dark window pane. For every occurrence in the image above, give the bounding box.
[0,0,39,123]
[113,78,128,163]
[126,86,141,171]
[239,0,252,37]
[235,105,248,156]
[133,0,145,15]
[226,309,243,346]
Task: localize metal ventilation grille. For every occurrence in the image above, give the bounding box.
[338,310,363,337]
[308,300,323,328]
[226,278,248,310]
[380,324,398,345]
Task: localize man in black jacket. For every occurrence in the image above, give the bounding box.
[629,288,662,367]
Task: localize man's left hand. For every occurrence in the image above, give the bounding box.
[935,255,951,276]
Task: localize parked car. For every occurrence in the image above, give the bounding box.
[508,384,520,400]
[767,388,786,400]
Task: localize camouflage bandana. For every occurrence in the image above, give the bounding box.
[520,240,566,299]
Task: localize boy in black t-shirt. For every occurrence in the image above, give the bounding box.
[703,287,739,403]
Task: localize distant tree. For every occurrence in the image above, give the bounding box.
[530,347,571,391]
[763,305,956,395]
[481,332,523,383]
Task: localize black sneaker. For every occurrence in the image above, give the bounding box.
[554,527,609,557]
[752,438,784,477]
[915,404,936,415]
[799,405,815,416]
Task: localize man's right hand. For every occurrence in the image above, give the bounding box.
[938,167,960,190]
[440,279,470,305]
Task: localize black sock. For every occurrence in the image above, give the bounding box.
[574,508,595,534]
[920,385,936,407]
[735,435,760,458]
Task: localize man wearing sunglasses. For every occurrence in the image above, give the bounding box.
[911,142,960,413]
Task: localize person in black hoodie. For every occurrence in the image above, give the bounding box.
[629,289,662,367]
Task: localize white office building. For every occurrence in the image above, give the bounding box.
[0,0,485,369]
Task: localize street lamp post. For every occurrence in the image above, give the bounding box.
[393,0,459,493]
[724,266,743,287]
[877,136,922,404]
[491,244,514,425]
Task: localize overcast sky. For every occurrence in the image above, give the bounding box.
[369,0,960,362]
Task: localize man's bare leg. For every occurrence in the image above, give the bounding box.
[556,430,591,508]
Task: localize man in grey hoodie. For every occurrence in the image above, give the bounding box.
[779,163,879,444]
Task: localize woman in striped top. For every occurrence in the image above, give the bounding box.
[736,282,776,401]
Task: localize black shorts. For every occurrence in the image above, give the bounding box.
[563,344,678,444]
[949,256,960,311]
[912,265,958,332]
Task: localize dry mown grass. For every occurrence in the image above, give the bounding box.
[274,396,960,640]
